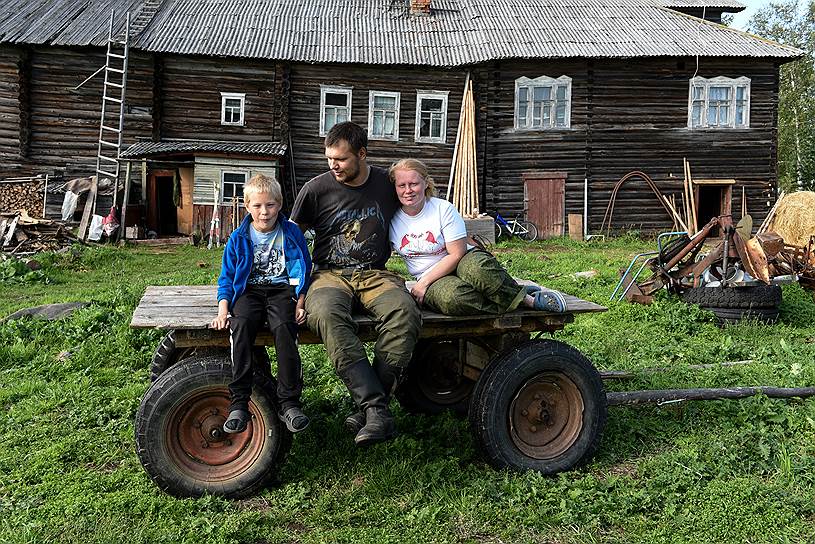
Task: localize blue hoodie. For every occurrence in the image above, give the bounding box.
[217,212,312,309]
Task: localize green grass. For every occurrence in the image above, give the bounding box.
[2,239,815,543]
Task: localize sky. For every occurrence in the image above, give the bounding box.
[730,0,772,30]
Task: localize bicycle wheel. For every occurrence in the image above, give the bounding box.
[516,221,538,241]
[495,222,506,240]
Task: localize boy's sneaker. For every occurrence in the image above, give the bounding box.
[223,409,250,434]
[533,289,567,313]
[279,407,310,433]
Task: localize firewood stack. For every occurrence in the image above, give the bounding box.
[0,177,46,217]
[1,210,78,255]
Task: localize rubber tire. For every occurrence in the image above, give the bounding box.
[135,355,291,499]
[495,223,506,240]
[469,340,607,474]
[709,306,780,325]
[150,331,269,383]
[681,285,782,309]
[517,221,538,242]
[395,340,475,416]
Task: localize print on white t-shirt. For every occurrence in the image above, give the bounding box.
[390,197,468,279]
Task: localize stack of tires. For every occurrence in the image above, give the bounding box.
[680,285,782,325]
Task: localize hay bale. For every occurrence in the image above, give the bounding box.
[768,191,815,247]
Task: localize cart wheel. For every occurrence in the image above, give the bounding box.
[149,331,267,383]
[396,340,475,416]
[469,340,606,473]
[135,355,291,498]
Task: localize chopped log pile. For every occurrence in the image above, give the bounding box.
[1,210,78,255]
[0,176,46,217]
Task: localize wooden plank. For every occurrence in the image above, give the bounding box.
[568,213,583,241]
[130,284,606,330]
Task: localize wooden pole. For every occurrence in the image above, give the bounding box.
[447,71,470,201]
[117,160,132,243]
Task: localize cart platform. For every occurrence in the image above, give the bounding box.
[130,284,606,347]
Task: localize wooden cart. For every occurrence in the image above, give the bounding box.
[131,284,608,498]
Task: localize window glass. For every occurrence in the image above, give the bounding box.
[689,78,748,128]
[515,76,571,130]
[417,95,446,140]
[222,173,246,202]
[325,93,348,107]
[370,93,399,139]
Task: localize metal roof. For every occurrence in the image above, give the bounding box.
[120,140,287,158]
[659,0,745,9]
[0,0,800,65]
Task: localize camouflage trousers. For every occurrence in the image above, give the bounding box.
[305,269,422,372]
[423,248,526,316]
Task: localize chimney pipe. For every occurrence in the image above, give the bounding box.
[410,0,431,15]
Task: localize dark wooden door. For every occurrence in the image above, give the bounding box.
[524,172,566,238]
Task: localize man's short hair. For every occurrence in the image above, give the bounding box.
[324,121,367,153]
[244,174,283,204]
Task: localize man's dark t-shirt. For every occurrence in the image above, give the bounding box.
[290,166,399,270]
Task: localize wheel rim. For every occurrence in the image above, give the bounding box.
[165,386,266,482]
[509,372,584,459]
[416,342,473,405]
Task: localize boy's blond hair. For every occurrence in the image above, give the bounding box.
[388,158,436,197]
[243,174,283,203]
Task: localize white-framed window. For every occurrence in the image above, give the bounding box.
[320,85,352,136]
[368,91,400,141]
[688,76,751,129]
[221,171,248,204]
[415,91,449,143]
[514,75,572,130]
[221,92,245,126]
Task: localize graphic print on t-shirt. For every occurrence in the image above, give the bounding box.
[326,204,385,266]
[399,230,445,257]
[248,225,287,285]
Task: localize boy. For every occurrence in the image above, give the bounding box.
[211,174,312,434]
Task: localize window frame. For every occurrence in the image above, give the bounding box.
[414,91,449,144]
[220,92,245,126]
[220,170,248,205]
[367,90,401,141]
[514,75,572,131]
[319,85,353,136]
[687,76,751,129]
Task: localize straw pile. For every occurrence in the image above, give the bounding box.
[768,191,815,247]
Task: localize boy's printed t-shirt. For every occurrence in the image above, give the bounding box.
[290,166,399,270]
[247,222,289,286]
[389,197,468,280]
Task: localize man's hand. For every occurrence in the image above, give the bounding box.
[295,307,307,325]
[410,281,428,305]
[211,313,230,330]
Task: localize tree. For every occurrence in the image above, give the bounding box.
[749,0,815,191]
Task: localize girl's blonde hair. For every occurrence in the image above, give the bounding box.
[243,174,283,203]
[388,158,436,197]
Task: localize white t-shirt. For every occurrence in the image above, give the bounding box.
[390,197,468,279]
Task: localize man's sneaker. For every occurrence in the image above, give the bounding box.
[279,407,310,433]
[533,289,567,313]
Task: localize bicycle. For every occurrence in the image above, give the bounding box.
[493,212,538,241]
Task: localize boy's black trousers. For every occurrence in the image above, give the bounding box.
[228,284,302,413]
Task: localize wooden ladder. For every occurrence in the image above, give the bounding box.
[78,10,131,241]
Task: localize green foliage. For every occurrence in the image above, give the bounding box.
[0,256,49,285]
[1,240,815,543]
[750,0,815,191]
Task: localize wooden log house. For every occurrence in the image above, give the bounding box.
[0,0,802,239]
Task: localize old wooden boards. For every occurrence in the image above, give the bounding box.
[130,285,607,348]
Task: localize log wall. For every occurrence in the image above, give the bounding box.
[0,47,22,174]
[159,55,281,142]
[287,62,466,202]
[476,57,779,234]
